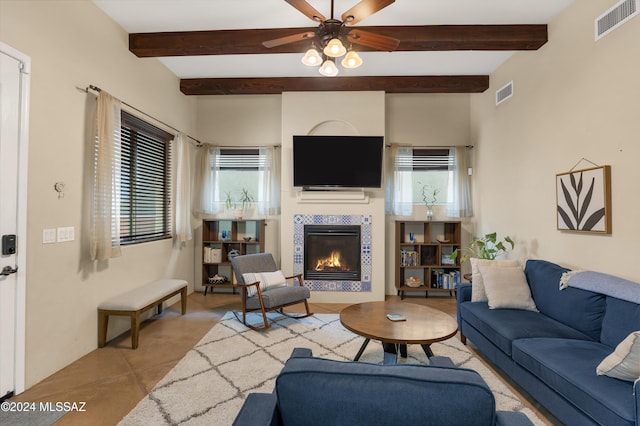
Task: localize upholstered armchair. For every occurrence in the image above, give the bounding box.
[233,348,535,426]
[231,253,312,330]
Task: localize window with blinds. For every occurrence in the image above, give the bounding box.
[120,111,172,244]
[394,148,453,204]
[213,149,263,206]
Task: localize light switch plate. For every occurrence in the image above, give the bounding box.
[57,226,75,242]
[43,228,57,244]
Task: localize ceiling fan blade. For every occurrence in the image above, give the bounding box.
[341,0,395,25]
[347,29,400,51]
[285,0,326,22]
[262,31,317,48]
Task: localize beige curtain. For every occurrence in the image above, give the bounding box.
[175,133,193,242]
[90,91,122,260]
[446,146,473,217]
[194,144,216,215]
[385,144,413,216]
[258,146,280,216]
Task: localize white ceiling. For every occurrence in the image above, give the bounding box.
[92,0,575,79]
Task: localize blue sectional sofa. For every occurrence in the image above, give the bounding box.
[233,348,534,426]
[457,259,640,426]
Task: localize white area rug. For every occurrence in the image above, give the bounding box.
[119,312,543,425]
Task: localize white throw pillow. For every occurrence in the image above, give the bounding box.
[242,270,287,297]
[470,258,520,302]
[478,264,538,311]
[596,331,640,382]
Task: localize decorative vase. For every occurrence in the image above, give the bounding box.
[426,207,434,221]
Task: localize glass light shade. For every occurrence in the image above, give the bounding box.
[323,38,347,58]
[319,59,339,76]
[301,48,322,66]
[341,50,363,69]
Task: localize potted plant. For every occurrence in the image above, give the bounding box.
[235,188,255,219]
[450,232,514,263]
[419,183,439,220]
[224,190,236,217]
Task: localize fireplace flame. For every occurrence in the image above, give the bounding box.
[315,251,347,271]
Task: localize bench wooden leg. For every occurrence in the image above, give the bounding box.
[98,311,108,348]
[180,286,187,314]
[131,311,141,349]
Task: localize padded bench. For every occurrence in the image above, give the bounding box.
[98,279,188,349]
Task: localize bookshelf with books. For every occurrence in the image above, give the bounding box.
[201,219,265,295]
[395,220,462,299]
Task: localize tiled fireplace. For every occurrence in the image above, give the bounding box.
[293,214,372,292]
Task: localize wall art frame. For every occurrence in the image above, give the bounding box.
[556,165,611,234]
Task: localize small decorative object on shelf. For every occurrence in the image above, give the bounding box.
[208,274,227,284]
[405,277,423,287]
[243,236,252,242]
[227,249,240,261]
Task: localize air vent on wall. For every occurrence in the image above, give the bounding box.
[495,81,514,106]
[595,0,638,40]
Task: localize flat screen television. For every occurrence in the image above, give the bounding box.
[293,135,384,189]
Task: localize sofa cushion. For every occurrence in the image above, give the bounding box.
[524,260,606,340]
[512,338,636,426]
[600,296,640,348]
[597,331,640,381]
[470,258,519,302]
[479,265,538,311]
[276,357,497,426]
[460,302,593,356]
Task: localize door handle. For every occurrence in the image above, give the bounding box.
[1,266,17,276]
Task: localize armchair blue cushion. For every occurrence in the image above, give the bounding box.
[233,348,533,426]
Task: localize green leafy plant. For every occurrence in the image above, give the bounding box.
[450,232,514,263]
[238,188,254,211]
[224,190,235,210]
[419,183,439,210]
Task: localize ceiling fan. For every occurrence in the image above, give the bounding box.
[262,0,400,75]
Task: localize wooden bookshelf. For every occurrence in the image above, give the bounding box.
[395,220,461,299]
[201,219,265,295]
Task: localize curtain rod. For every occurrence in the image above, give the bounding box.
[386,144,474,149]
[214,145,281,149]
[78,84,203,147]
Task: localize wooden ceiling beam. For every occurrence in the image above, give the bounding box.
[130,25,547,57]
[179,75,490,95]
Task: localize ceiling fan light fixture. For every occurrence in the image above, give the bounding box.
[323,38,347,58]
[341,50,363,69]
[319,59,339,76]
[301,48,322,66]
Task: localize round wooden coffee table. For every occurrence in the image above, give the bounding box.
[340,300,458,363]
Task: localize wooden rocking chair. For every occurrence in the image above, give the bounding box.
[231,253,313,330]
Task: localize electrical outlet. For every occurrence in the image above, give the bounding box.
[43,228,57,244]
[57,226,75,243]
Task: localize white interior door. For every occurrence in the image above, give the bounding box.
[0,44,29,398]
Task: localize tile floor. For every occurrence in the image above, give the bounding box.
[12,291,560,425]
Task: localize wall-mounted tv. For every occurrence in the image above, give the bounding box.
[293,135,384,189]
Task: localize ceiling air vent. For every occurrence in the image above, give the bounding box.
[495,81,514,106]
[595,0,638,40]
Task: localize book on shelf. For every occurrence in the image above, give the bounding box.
[203,247,222,263]
[431,270,460,289]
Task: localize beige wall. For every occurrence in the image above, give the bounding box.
[6,0,634,392]
[470,0,640,280]
[195,93,473,297]
[1,0,197,387]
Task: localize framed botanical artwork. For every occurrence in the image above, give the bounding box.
[556,165,611,234]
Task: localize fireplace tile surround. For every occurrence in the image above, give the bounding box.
[293,214,372,292]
